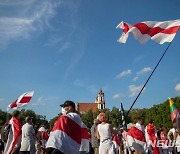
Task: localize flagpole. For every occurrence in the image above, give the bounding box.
[127,42,172,115]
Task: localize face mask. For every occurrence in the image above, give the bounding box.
[62,107,67,115]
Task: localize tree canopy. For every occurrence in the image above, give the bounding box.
[0,96,179,130]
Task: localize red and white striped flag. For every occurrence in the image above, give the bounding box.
[46,113,89,154]
[7,91,34,110]
[117,19,180,44]
[145,123,160,154]
[79,122,90,153]
[38,126,49,148]
[4,117,22,154]
[113,134,120,149]
[127,123,147,153]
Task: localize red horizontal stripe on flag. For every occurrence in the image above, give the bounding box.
[19,96,32,103]
[52,115,81,144]
[163,26,179,34]
[81,128,90,139]
[123,22,130,33]
[9,117,22,154]
[10,100,18,108]
[134,22,179,37]
[171,110,177,122]
[128,126,146,142]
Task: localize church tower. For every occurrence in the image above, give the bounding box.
[95,89,105,110]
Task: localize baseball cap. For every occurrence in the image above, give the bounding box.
[60,100,75,110]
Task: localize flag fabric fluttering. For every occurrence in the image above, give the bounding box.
[120,102,127,129]
[145,123,160,154]
[79,122,90,153]
[169,98,178,122]
[7,91,34,110]
[169,98,180,133]
[46,112,90,154]
[127,123,147,153]
[117,19,180,44]
[38,126,49,149]
[4,117,22,154]
[113,134,120,149]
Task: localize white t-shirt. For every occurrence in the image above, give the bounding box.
[176,134,180,152]
[97,123,111,143]
[20,123,35,153]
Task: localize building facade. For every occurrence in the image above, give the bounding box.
[77,89,105,113]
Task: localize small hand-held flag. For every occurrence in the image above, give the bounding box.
[117,19,180,44]
[7,91,34,110]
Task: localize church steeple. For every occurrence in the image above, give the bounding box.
[95,89,105,109]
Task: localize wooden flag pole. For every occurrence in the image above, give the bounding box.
[127,42,172,115]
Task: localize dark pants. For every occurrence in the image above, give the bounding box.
[46,147,65,154]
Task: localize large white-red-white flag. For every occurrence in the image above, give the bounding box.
[145,123,160,154]
[126,123,147,153]
[4,117,22,154]
[117,19,180,44]
[7,91,34,110]
[46,112,90,154]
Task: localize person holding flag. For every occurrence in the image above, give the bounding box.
[126,117,147,154]
[116,20,180,119]
[145,119,160,154]
[4,110,22,154]
[38,125,49,153]
[46,100,89,154]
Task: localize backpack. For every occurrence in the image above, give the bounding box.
[1,123,11,143]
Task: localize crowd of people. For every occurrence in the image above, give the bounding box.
[0,100,180,154]
[0,110,49,154]
[90,117,180,154]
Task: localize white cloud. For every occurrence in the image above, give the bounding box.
[0,0,36,6]
[112,93,123,99]
[31,96,60,106]
[175,83,180,94]
[129,84,145,97]
[0,0,61,47]
[137,67,152,75]
[58,42,71,53]
[31,96,47,106]
[115,69,131,79]
[132,76,139,82]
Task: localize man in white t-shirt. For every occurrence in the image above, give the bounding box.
[20,116,36,154]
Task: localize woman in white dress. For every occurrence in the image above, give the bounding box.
[96,112,115,154]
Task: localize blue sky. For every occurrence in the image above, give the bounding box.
[0,0,180,121]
